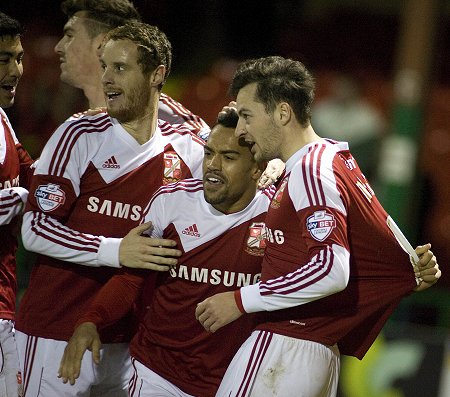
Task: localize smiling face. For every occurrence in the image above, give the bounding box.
[100,38,151,123]
[0,35,23,108]
[203,123,262,214]
[235,82,284,163]
[54,12,102,90]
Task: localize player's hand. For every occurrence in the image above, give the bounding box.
[58,322,101,385]
[258,158,285,189]
[217,101,237,120]
[195,291,242,333]
[71,107,106,119]
[413,243,441,292]
[119,222,182,270]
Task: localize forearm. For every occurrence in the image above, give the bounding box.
[21,211,122,267]
[77,272,145,329]
[239,244,350,313]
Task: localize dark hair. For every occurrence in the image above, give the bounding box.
[216,107,238,128]
[0,12,24,38]
[103,21,172,90]
[230,56,315,127]
[60,0,141,39]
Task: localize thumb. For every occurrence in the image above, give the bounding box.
[92,339,102,365]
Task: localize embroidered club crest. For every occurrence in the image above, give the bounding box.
[245,222,266,256]
[270,177,289,209]
[306,210,336,242]
[34,184,66,212]
[163,151,182,185]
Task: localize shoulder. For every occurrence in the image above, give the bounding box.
[158,120,205,146]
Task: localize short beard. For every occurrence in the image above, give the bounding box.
[107,85,150,123]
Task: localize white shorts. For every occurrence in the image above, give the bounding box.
[16,331,131,397]
[128,357,195,397]
[0,320,23,397]
[215,330,340,397]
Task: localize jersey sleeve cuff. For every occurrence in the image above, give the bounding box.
[239,283,266,313]
[10,187,28,206]
[234,290,246,314]
[97,237,122,268]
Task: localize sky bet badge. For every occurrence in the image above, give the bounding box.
[306,210,336,241]
[35,183,66,212]
[245,222,266,256]
[163,151,182,185]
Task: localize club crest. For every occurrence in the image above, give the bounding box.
[163,151,182,185]
[34,184,66,212]
[245,222,266,256]
[306,210,336,242]
[270,177,289,209]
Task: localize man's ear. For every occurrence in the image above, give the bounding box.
[150,65,166,88]
[278,102,292,126]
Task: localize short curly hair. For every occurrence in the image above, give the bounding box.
[230,56,315,127]
[103,21,172,90]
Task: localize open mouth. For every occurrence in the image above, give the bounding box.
[105,91,121,101]
[204,173,225,186]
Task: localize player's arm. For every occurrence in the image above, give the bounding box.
[196,242,350,333]
[21,122,180,269]
[58,270,146,385]
[0,187,28,225]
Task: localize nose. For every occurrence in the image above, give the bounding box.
[54,37,63,55]
[235,118,246,138]
[206,154,221,171]
[8,59,23,79]
[101,67,113,85]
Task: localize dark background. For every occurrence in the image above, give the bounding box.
[1,2,450,395]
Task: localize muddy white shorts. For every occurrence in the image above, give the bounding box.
[215,330,340,397]
[128,357,196,397]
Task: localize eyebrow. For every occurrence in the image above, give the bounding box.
[204,145,240,155]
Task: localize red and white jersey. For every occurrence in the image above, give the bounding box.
[68,93,210,140]
[16,113,204,342]
[0,108,34,321]
[158,93,210,140]
[80,180,274,397]
[238,140,417,359]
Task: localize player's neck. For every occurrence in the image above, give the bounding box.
[281,124,324,162]
[85,86,106,109]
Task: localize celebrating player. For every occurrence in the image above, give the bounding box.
[0,11,35,397]
[16,21,205,396]
[57,108,273,397]
[196,56,441,397]
[55,0,210,138]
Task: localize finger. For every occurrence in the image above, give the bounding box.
[92,339,102,365]
[415,243,431,256]
[131,221,154,236]
[144,239,181,252]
